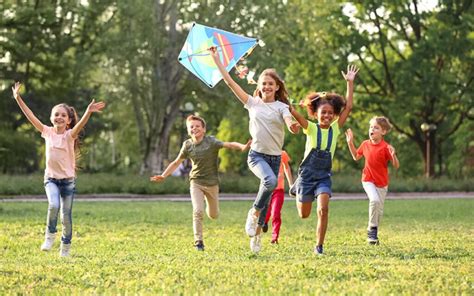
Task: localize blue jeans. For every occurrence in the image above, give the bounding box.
[44,177,76,244]
[247,150,281,226]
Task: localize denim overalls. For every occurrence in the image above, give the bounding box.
[292,124,333,202]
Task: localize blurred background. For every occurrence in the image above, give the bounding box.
[0,0,472,192]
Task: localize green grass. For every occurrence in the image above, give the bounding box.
[1,199,472,294]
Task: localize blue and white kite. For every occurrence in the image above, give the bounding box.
[178,23,259,88]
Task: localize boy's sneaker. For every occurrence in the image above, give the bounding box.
[40,232,56,251]
[60,242,71,257]
[314,245,324,255]
[194,240,205,251]
[245,208,258,237]
[262,223,269,233]
[250,234,262,253]
[367,227,379,245]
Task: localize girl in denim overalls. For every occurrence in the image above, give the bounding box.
[12,82,105,257]
[209,47,299,253]
[290,65,359,255]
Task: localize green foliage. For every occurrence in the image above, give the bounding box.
[0,200,472,294]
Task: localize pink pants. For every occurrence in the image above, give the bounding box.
[264,189,285,241]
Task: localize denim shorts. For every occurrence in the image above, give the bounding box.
[295,174,332,203]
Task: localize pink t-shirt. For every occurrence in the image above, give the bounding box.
[41,125,76,179]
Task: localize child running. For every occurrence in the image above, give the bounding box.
[345,116,400,245]
[209,47,299,253]
[12,82,106,257]
[289,65,359,255]
[262,150,293,244]
[150,114,250,251]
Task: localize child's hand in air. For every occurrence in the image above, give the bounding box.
[345,128,354,142]
[341,65,360,82]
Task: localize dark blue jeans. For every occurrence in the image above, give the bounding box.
[44,177,76,244]
[247,150,281,226]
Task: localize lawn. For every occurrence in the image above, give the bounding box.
[0,199,472,294]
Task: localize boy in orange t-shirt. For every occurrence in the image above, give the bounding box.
[345,116,399,245]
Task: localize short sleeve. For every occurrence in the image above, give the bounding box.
[177,141,189,160]
[244,95,258,110]
[41,125,51,139]
[210,136,224,149]
[303,121,316,136]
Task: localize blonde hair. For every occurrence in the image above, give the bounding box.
[370,116,392,132]
[186,114,206,128]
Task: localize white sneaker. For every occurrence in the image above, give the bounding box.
[250,234,262,253]
[40,232,56,251]
[60,242,71,257]
[245,208,258,237]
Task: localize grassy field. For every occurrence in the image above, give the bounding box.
[0,199,472,294]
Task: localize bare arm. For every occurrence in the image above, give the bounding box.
[150,156,185,183]
[11,82,44,133]
[223,139,252,151]
[290,105,309,130]
[388,145,400,169]
[345,129,362,161]
[70,99,106,139]
[282,159,294,185]
[209,47,250,104]
[338,65,359,127]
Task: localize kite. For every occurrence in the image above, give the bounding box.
[178,23,259,88]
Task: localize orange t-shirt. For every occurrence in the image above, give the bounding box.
[356,139,391,187]
[276,151,290,190]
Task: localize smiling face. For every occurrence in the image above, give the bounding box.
[186,119,206,141]
[316,103,335,128]
[50,105,71,130]
[368,119,387,143]
[257,75,279,101]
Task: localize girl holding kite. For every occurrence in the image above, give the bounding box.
[209,46,299,254]
[289,65,359,255]
[11,82,106,257]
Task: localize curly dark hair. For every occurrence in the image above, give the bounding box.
[305,92,346,119]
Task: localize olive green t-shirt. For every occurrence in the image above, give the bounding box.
[178,136,224,186]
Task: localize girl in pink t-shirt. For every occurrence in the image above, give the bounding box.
[346,116,400,245]
[12,82,105,257]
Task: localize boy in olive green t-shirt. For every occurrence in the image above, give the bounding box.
[151,115,250,251]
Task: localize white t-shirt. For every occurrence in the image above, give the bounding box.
[244,95,291,156]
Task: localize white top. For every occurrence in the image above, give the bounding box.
[244,95,291,156]
[41,125,76,179]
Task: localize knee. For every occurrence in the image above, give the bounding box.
[263,176,278,191]
[193,210,204,220]
[208,211,219,220]
[298,209,310,219]
[317,206,329,218]
[370,199,381,207]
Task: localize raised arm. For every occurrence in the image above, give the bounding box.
[338,65,359,127]
[209,47,250,104]
[282,159,294,186]
[223,139,252,152]
[11,82,44,133]
[345,129,362,161]
[388,145,400,169]
[70,99,106,139]
[150,156,185,183]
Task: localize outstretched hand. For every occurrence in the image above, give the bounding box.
[290,121,301,134]
[11,82,21,99]
[86,99,106,113]
[345,128,354,142]
[208,46,220,64]
[341,65,360,82]
[150,175,165,183]
[242,139,252,152]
